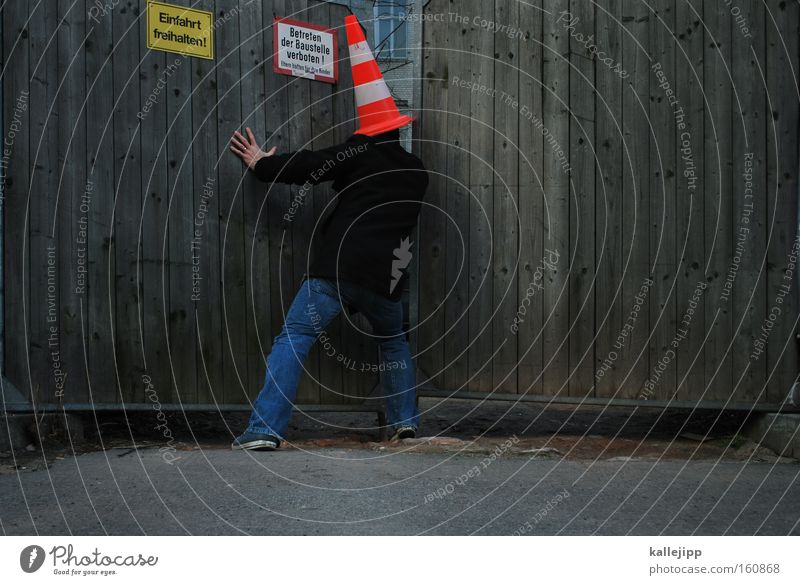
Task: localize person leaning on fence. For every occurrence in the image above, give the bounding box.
[229,15,428,451]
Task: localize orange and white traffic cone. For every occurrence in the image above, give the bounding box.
[344,14,414,136]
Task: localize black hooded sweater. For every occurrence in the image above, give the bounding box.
[252,129,429,301]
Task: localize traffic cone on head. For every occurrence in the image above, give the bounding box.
[345,14,414,136]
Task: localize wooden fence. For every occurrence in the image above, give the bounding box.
[3,0,799,412]
[2,0,384,408]
[415,0,799,408]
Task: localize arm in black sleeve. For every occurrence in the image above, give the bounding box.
[252,141,356,185]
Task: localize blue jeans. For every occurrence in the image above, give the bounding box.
[245,277,419,439]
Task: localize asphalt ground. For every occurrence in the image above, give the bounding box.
[1,398,798,535]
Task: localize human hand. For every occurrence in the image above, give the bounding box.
[229,127,277,170]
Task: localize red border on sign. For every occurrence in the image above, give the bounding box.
[273,16,339,84]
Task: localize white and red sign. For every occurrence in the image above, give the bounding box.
[273,17,338,84]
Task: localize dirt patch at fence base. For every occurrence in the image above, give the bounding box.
[2,398,795,473]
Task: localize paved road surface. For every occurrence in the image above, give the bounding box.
[1,446,798,535]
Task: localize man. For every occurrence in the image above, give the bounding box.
[229,15,428,451]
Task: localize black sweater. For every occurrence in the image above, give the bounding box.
[253,129,429,301]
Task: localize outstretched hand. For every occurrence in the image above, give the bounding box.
[229,127,277,170]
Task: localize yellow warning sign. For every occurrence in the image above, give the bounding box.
[146,1,214,60]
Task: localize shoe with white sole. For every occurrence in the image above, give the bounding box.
[231,430,280,451]
[390,426,416,441]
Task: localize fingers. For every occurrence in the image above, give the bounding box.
[229,132,249,160]
[231,130,249,150]
[230,129,276,166]
[229,135,246,154]
[230,138,247,155]
[229,145,246,161]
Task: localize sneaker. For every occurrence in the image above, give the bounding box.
[231,430,280,451]
[390,426,416,441]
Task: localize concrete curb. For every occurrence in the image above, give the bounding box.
[743,413,800,459]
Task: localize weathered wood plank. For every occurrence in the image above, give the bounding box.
[594,0,625,398]
[416,0,448,388]
[217,0,248,404]
[701,0,733,401]
[191,0,221,405]
[466,2,495,393]
[112,0,143,403]
[648,0,678,400]
[619,0,651,400]
[85,0,117,404]
[516,0,545,396]
[239,0,270,400]
[139,7,171,406]
[729,1,766,403]
[492,0,520,394]
[28,1,63,405]
[442,0,472,393]
[57,0,89,405]
[674,0,706,402]
[567,0,595,398]
[166,47,196,403]
[541,0,571,398]
[765,0,799,404]
[2,1,31,398]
